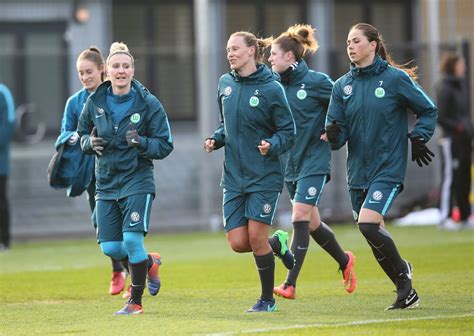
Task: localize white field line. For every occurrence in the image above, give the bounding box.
[197,313,474,336]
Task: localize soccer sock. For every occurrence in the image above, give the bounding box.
[358,223,406,274]
[286,221,310,286]
[254,252,275,301]
[268,235,281,254]
[369,244,397,285]
[120,257,129,274]
[111,257,124,273]
[310,222,348,270]
[147,254,155,271]
[128,259,147,306]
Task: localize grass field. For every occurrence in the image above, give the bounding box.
[1,224,473,335]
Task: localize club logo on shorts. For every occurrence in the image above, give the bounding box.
[130,113,140,123]
[223,86,232,96]
[249,96,259,107]
[296,89,307,100]
[262,203,272,214]
[343,85,352,95]
[352,210,359,221]
[130,212,140,222]
[308,186,317,197]
[374,87,385,98]
[372,190,383,201]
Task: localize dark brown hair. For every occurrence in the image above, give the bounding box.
[77,46,105,81]
[230,31,272,63]
[273,24,319,60]
[351,23,417,80]
[439,53,462,76]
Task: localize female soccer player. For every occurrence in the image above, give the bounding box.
[204,31,295,312]
[78,42,173,315]
[57,47,127,295]
[324,23,437,310]
[268,24,356,300]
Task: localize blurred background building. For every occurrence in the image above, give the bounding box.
[0,0,472,239]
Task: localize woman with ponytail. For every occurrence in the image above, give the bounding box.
[204,31,295,313]
[324,23,437,310]
[78,42,173,315]
[268,24,357,300]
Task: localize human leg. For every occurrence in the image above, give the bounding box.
[0,175,10,249]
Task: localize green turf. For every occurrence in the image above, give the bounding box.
[1,224,473,335]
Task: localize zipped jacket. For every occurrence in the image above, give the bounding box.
[0,84,16,176]
[326,56,437,189]
[211,64,295,192]
[280,60,333,182]
[77,79,173,200]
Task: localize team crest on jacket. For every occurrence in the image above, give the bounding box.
[372,190,383,201]
[343,85,352,95]
[262,203,272,214]
[130,212,140,222]
[374,87,385,98]
[223,86,232,96]
[249,96,259,107]
[96,107,104,114]
[297,89,307,100]
[130,113,140,123]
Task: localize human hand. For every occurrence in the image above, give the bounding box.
[325,120,340,143]
[258,140,271,156]
[90,127,107,156]
[67,132,79,145]
[204,138,216,153]
[410,136,434,167]
[126,123,141,147]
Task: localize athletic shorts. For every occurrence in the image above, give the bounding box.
[222,189,281,232]
[96,193,153,242]
[285,174,328,206]
[349,182,401,221]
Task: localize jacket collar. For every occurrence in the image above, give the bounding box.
[280,59,308,85]
[230,63,277,84]
[350,55,387,78]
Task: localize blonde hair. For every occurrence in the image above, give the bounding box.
[272,24,319,60]
[106,42,134,66]
[230,31,272,63]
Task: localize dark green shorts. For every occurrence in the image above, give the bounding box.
[349,182,401,221]
[222,189,281,232]
[96,193,153,242]
[285,174,328,206]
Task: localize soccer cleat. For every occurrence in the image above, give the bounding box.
[147,252,162,296]
[385,260,420,310]
[273,283,296,299]
[245,298,277,313]
[385,289,420,310]
[272,230,295,270]
[109,271,127,295]
[122,284,131,299]
[115,300,143,315]
[342,251,357,294]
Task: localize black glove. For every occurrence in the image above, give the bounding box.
[126,123,141,147]
[325,120,341,143]
[90,127,107,156]
[410,136,434,167]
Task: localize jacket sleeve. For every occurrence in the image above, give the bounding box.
[0,84,16,146]
[77,100,95,155]
[60,96,79,133]
[326,82,348,150]
[265,83,295,156]
[398,71,437,141]
[317,74,334,106]
[435,82,458,133]
[209,85,225,150]
[137,99,173,160]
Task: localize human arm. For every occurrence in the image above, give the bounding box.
[325,82,348,150]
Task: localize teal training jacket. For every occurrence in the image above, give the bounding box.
[211,63,296,192]
[326,56,437,189]
[77,79,173,200]
[280,60,333,182]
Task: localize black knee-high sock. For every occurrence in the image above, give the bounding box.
[311,222,348,270]
[254,252,275,301]
[128,259,147,305]
[369,245,397,285]
[120,257,129,274]
[111,257,124,273]
[358,223,405,275]
[286,221,309,286]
